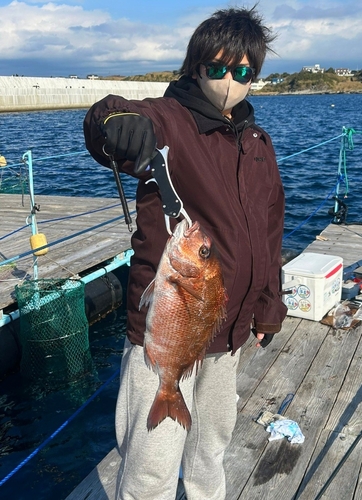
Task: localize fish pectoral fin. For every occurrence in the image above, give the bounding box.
[169,274,203,301]
[169,256,199,278]
[139,279,156,310]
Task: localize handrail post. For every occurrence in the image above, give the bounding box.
[333,131,344,223]
[23,150,39,280]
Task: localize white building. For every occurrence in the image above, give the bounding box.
[302,64,324,73]
[250,79,269,90]
[335,68,352,76]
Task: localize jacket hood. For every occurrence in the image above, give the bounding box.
[164,76,255,134]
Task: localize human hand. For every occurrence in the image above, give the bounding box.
[101,113,157,174]
[253,330,274,348]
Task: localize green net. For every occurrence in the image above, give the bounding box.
[0,169,28,194]
[15,278,93,384]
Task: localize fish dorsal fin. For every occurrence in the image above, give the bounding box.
[139,279,156,310]
[169,274,203,301]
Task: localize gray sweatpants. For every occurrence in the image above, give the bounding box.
[115,338,241,500]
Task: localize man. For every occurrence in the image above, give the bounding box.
[84,6,287,500]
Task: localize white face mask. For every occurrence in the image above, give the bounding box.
[197,68,250,112]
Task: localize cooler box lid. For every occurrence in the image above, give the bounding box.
[282,252,343,279]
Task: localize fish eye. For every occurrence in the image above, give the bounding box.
[199,245,211,259]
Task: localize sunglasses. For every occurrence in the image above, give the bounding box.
[203,62,255,83]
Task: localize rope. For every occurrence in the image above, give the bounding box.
[1,127,361,257]
[0,368,120,487]
[277,127,361,164]
[0,200,134,242]
[41,253,80,278]
[0,209,136,268]
[276,133,344,163]
[283,180,342,240]
[0,150,88,169]
[282,126,362,237]
[1,128,361,487]
[1,132,359,168]
[0,225,29,242]
[30,150,88,162]
[338,126,362,198]
[39,201,130,224]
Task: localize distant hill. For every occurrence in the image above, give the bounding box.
[253,70,362,94]
[100,71,179,82]
[99,69,362,93]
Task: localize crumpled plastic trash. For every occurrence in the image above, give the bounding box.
[266,419,305,444]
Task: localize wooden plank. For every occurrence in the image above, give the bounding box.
[296,430,362,500]
[42,208,362,499]
[237,324,361,500]
[323,329,362,437]
[65,319,362,500]
[287,325,362,500]
[295,329,362,499]
[225,319,331,499]
[65,447,121,500]
[64,318,300,500]
[0,194,136,310]
[305,224,362,267]
[236,317,302,402]
[354,462,362,499]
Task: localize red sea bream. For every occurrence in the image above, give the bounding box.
[139,219,227,431]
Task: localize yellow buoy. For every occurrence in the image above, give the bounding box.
[30,233,49,256]
[0,155,7,167]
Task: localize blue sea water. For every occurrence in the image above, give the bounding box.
[0,93,361,499]
[1,93,361,252]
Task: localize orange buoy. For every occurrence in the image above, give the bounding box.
[30,233,48,256]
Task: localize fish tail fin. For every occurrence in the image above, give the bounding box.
[147,389,191,432]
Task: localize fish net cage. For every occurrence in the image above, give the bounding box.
[15,278,93,384]
[0,167,28,194]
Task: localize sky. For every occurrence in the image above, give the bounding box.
[0,0,361,78]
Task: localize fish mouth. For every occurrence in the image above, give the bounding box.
[184,220,199,237]
[173,219,199,239]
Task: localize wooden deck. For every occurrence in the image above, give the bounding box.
[66,318,362,500]
[0,194,136,311]
[2,193,362,498]
[65,223,362,500]
[301,223,362,268]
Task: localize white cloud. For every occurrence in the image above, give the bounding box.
[264,1,362,67]
[0,0,193,74]
[0,0,361,76]
[0,1,109,54]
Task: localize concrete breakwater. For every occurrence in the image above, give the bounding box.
[0,76,169,112]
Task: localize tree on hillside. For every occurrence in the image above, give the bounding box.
[265,73,281,80]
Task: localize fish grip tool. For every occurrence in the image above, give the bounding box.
[147,146,192,234]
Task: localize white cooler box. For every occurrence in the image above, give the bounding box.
[282,252,343,321]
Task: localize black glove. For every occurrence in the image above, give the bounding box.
[101,113,157,174]
[259,334,274,348]
[252,328,274,348]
